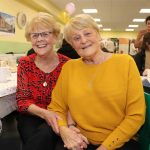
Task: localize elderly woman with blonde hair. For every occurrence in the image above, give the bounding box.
[16,12,71,150]
[48,14,145,150]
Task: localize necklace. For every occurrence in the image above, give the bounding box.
[43,81,48,87]
[87,67,100,88]
[42,62,59,87]
[42,73,49,87]
[84,52,112,88]
[35,56,59,87]
[42,72,53,87]
[41,62,59,87]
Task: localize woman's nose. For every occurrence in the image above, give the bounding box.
[36,34,43,41]
[80,36,87,43]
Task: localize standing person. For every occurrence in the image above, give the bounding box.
[134,16,150,49]
[48,14,145,150]
[16,12,71,150]
[134,32,150,75]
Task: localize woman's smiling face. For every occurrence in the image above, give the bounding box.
[30,28,57,56]
[70,27,101,59]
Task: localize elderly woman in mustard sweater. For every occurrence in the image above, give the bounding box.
[48,14,145,150]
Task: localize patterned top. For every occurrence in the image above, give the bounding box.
[16,53,69,113]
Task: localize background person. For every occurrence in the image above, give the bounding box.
[48,14,145,150]
[57,38,80,59]
[100,41,110,53]
[26,48,35,56]
[133,32,150,76]
[129,39,138,56]
[16,12,70,150]
[134,16,150,50]
[105,38,115,53]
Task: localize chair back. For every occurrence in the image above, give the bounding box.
[139,92,150,150]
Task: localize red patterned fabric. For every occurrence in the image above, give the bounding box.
[16,53,69,113]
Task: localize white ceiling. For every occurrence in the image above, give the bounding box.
[49,0,150,32]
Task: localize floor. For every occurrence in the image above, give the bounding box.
[0,111,22,150]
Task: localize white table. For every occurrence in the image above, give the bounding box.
[0,73,17,118]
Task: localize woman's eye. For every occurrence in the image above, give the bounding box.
[73,36,80,41]
[32,34,38,39]
[42,33,49,37]
[85,32,91,36]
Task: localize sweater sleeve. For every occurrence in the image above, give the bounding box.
[16,58,35,112]
[102,57,146,150]
[47,63,69,126]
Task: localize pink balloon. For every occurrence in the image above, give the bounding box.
[65,2,75,15]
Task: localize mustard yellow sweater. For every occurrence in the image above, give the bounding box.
[48,54,145,150]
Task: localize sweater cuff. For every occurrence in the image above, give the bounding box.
[101,130,128,150]
[58,120,67,127]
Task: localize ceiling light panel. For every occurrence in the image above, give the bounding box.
[125,29,134,31]
[98,24,103,27]
[82,9,98,13]
[128,25,139,28]
[140,9,150,13]
[103,28,111,31]
[94,18,101,22]
[133,19,145,22]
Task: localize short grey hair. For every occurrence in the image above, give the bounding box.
[64,14,100,45]
[25,12,60,41]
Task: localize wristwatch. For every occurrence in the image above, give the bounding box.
[68,123,76,127]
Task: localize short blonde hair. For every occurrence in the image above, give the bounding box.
[64,14,100,44]
[25,12,60,41]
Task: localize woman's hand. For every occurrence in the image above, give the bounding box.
[42,110,61,134]
[96,145,107,150]
[60,126,88,150]
[69,125,80,133]
[67,111,89,149]
[69,125,89,149]
[27,104,60,134]
[139,29,147,38]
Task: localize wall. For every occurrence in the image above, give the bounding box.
[0,0,68,54]
[101,31,138,39]
[0,0,139,54]
[0,0,39,53]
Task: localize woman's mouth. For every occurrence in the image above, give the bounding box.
[37,44,47,48]
[82,44,92,50]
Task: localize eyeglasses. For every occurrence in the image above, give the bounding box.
[30,31,53,39]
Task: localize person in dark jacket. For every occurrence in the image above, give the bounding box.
[57,39,80,59]
[27,48,35,56]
